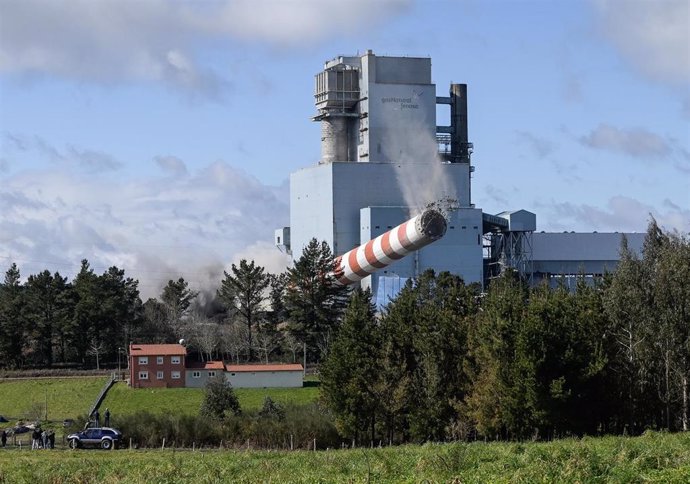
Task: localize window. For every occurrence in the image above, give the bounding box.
[171,371,180,379]
[208,371,216,377]
[138,357,148,365]
[171,356,181,365]
[157,356,164,365]
[138,371,148,380]
[192,371,200,378]
[157,371,164,380]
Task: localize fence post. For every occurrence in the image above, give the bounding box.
[290,434,293,451]
[313,438,316,451]
[161,438,165,450]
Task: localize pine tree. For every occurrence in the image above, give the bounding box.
[284,239,348,362]
[217,259,270,361]
[0,264,25,367]
[320,288,380,442]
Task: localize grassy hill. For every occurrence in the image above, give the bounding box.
[101,381,319,416]
[0,377,320,424]
[1,432,689,482]
[0,377,107,422]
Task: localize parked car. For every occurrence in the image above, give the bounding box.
[67,427,122,450]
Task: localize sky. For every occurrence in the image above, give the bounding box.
[0,0,688,299]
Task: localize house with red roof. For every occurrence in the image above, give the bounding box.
[129,343,187,388]
[128,343,304,388]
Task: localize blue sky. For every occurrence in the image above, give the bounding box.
[0,0,688,298]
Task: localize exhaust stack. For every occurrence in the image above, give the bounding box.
[333,209,447,286]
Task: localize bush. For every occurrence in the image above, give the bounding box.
[113,403,341,449]
[199,375,241,420]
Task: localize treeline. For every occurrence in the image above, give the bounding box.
[0,239,348,369]
[320,221,690,441]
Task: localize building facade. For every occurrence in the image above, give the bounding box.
[128,344,304,389]
[277,51,644,304]
[185,361,225,388]
[129,344,187,389]
[225,364,304,389]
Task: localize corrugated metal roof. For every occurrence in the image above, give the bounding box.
[226,364,303,373]
[186,361,225,370]
[129,344,187,356]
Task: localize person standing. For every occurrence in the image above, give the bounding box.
[93,409,100,427]
[1,429,6,447]
[31,427,41,450]
[104,408,111,427]
[41,429,48,449]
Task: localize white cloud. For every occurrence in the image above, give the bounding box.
[579,123,672,159]
[0,160,289,299]
[592,0,690,85]
[0,0,411,95]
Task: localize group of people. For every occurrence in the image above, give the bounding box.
[30,427,55,450]
[88,407,111,428]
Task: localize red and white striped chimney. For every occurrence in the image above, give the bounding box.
[333,209,447,286]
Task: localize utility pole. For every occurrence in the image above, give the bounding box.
[303,342,307,378]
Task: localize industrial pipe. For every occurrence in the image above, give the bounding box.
[333,209,447,286]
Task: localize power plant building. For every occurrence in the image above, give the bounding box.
[276,51,644,304]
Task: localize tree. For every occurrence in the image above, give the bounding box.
[320,288,380,442]
[466,269,529,439]
[86,338,105,370]
[219,320,247,364]
[161,278,198,338]
[0,264,25,367]
[98,266,143,361]
[604,236,654,433]
[200,374,241,420]
[188,312,218,362]
[162,277,198,320]
[377,270,477,442]
[71,260,102,365]
[284,239,348,362]
[217,260,270,361]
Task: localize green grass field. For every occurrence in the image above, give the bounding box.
[0,432,689,483]
[0,377,107,422]
[0,377,319,427]
[101,381,319,416]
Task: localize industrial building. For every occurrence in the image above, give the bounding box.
[276,51,644,305]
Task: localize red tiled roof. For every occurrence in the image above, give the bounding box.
[186,361,225,370]
[225,364,303,373]
[129,344,187,356]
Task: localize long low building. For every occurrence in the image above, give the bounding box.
[225,364,305,389]
[129,344,304,389]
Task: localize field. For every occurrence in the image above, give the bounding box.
[102,381,319,415]
[0,377,319,424]
[0,377,107,422]
[0,432,689,483]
